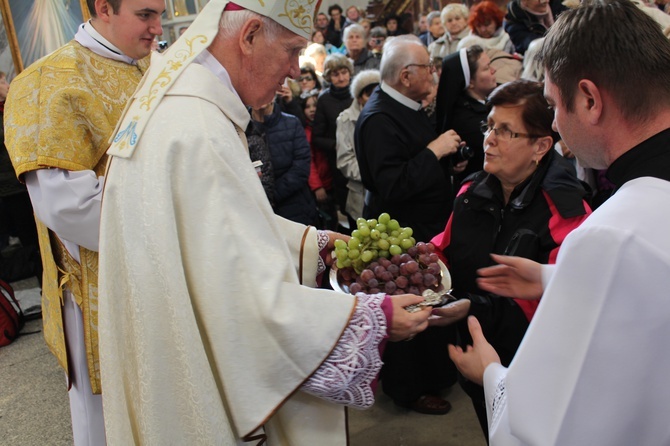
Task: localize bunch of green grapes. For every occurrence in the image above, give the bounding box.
[333,213,416,273]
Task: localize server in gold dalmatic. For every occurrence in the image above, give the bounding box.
[3,1,164,444]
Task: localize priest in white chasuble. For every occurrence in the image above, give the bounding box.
[98,1,433,445]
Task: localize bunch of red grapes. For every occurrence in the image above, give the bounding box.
[339,242,442,295]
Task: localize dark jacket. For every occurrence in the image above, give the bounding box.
[258,105,317,226]
[450,94,488,183]
[312,85,353,212]
[326,16,346,48]
[355,86,455,242]
[245,120,275,207]
[433,150,590,361]
[350,49,381,77]
[0,107,25,198]
[503,0,567,54]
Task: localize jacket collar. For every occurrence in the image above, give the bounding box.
[467,150,587,217]
[607,127,670,190]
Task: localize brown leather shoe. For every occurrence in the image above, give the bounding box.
[408,394,452,415]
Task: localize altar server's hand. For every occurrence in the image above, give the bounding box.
[388,294,431,341]
[448,316,500,385]
[477,254,543,300]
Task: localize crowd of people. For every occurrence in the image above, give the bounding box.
[3,0,670,445]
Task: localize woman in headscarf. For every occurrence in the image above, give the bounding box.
[435,45,498,183]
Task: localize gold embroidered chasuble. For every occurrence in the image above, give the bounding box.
[4,40,148,393]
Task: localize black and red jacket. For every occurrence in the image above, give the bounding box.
[432,149,591,365]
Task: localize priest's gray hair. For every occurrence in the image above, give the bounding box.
[380,35,425,84]
[218,10,284,41]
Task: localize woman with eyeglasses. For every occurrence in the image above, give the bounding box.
[430,79,591,442]
[298,66,322,95]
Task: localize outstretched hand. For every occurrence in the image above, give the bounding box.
[477,254,544,300]
[448,316,500,385]
[388,294,431,341]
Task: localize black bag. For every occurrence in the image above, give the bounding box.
[0,279,24,347]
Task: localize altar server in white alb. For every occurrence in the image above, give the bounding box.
[440,0,670,444]
[98,1,433,444]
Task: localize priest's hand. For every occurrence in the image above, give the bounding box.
[477,254,543,300]
[388,294,431,341]
[448,316,500,386]
[428,299,471,327]
[324,230,350,266]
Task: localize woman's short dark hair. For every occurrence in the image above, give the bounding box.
[488,79,558,142]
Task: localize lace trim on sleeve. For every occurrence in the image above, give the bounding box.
[490,377,507,428]
[301,292,387,409]
[316,230,329,276]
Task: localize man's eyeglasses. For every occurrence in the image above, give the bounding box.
[480,122,544,141]
[405,62,436,73]
[299,75,314,82]
[371,38,385,45]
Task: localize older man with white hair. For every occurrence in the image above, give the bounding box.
[98,1,434,445]
[354,35,463,415]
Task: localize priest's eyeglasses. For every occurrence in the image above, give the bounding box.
[480,122,543,141]
[405,62,436,73]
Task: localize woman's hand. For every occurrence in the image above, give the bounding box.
[428,299,471,327]
[314,187,328,203]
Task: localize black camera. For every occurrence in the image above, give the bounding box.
[451,144,474,163]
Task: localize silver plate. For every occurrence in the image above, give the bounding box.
[329,259,452,296]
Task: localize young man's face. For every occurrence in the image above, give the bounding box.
[330,8,342,22]
[418,15,428,33]
[544,73,604,169]
[316,13,329,29]
[102,0,165,60]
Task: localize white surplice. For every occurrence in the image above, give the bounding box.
[484,177,670,445]
[98,58,379,445]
